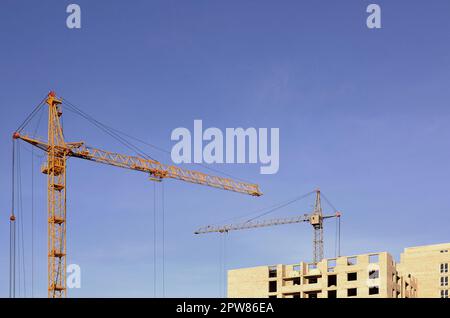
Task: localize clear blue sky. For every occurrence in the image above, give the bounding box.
[0,0,449,297]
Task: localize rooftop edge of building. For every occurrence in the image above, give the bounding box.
[228,251,393,272]
[403,242,450,253]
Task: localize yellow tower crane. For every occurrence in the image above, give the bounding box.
[13,91,262,298]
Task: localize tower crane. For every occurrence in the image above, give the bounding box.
[12,91,262,298]
[195,189,341,264]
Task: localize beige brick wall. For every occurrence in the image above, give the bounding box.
[227,251,418,298]
[398,243,450,298]
[228,266,270,298]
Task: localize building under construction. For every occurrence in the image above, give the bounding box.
[227,242,450,298]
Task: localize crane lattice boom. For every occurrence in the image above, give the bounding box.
[16,134,261,196]
[194,213,337,234]
[195,215,310,234]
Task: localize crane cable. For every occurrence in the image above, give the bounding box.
[62,99,157,161]
[153,182,157,298]
[337,215,341,257]
[321,192,342,258]
[14,142,27,297]
[30,103,44,298]
[151,182,166,298]
[9,140,16,298]
[321,193,338,213]
[62,98,252,184]
[221,233,228,298]
[10,97,45,298]
[219,234,223,297]
[161,182,165,298]
[19,143,26,296]
[16,96,46,133]
[213,190,317,227]
[98,124,254,184]
[31,145,35,298]
[217,232,228,298]
[63,98,167,297]
[63,99,153,159]
[244,190,316,223]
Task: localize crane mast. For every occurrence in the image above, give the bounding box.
[195,189,341,264]
[24,92,67,297]
[42,92,67,297]
[311,189,324,265]
[13,91,262,297]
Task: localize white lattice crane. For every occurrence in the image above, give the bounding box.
[195,189,341,264]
